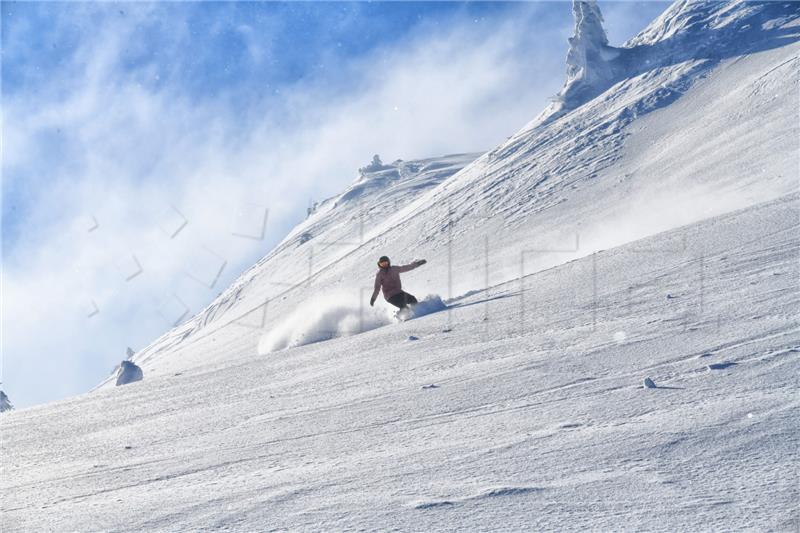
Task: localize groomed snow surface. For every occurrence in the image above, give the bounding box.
[3,195,798,532]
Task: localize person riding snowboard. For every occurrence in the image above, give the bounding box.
[370,255,426,309]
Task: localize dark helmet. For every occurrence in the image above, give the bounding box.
[378,255,390,267]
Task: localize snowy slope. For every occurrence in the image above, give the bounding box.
[96,152,480,383]
[3,194,798,531]
[108,0,799,381]
[4,1,800,531]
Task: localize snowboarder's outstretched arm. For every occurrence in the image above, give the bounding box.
[370,274,381,306]
[395,259,427,273]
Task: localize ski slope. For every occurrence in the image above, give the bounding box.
[3,0,799,531]
[3,195,798,532]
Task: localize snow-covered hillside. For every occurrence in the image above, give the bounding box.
[103,0,798,381]
[3,1,799,531]
[4,194,798,532]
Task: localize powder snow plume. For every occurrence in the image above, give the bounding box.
[257,292,395,353]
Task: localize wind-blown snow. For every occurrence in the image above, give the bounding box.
[404,294,448,320]
[257,294,448,352]
[257,292,395,353]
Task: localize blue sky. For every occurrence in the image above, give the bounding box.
[1,1,668,408]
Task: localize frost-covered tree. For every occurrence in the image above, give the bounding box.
[359,154,386,175]
[538,0,621,123]
[564,0,617,90]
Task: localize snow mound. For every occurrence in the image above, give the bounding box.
[258,293,394,353]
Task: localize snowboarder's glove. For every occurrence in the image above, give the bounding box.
[370,296,376,307]
[417,259,427,266]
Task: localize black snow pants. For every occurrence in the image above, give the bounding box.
[386,291,418,309]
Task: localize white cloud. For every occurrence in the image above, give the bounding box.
[2,3,572,407]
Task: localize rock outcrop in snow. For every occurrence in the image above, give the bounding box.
[116,360,143,386]
[0,390,13,412]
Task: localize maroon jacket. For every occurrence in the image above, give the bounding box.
[372,262,422,300]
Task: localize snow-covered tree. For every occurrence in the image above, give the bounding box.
[564,0,616,90]
[538,0,621,124]
[359,154,387,175]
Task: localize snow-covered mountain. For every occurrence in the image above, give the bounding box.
[100,0,798,381]
[3,1,798,531]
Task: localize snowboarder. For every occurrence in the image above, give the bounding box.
[370,255,426,309]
